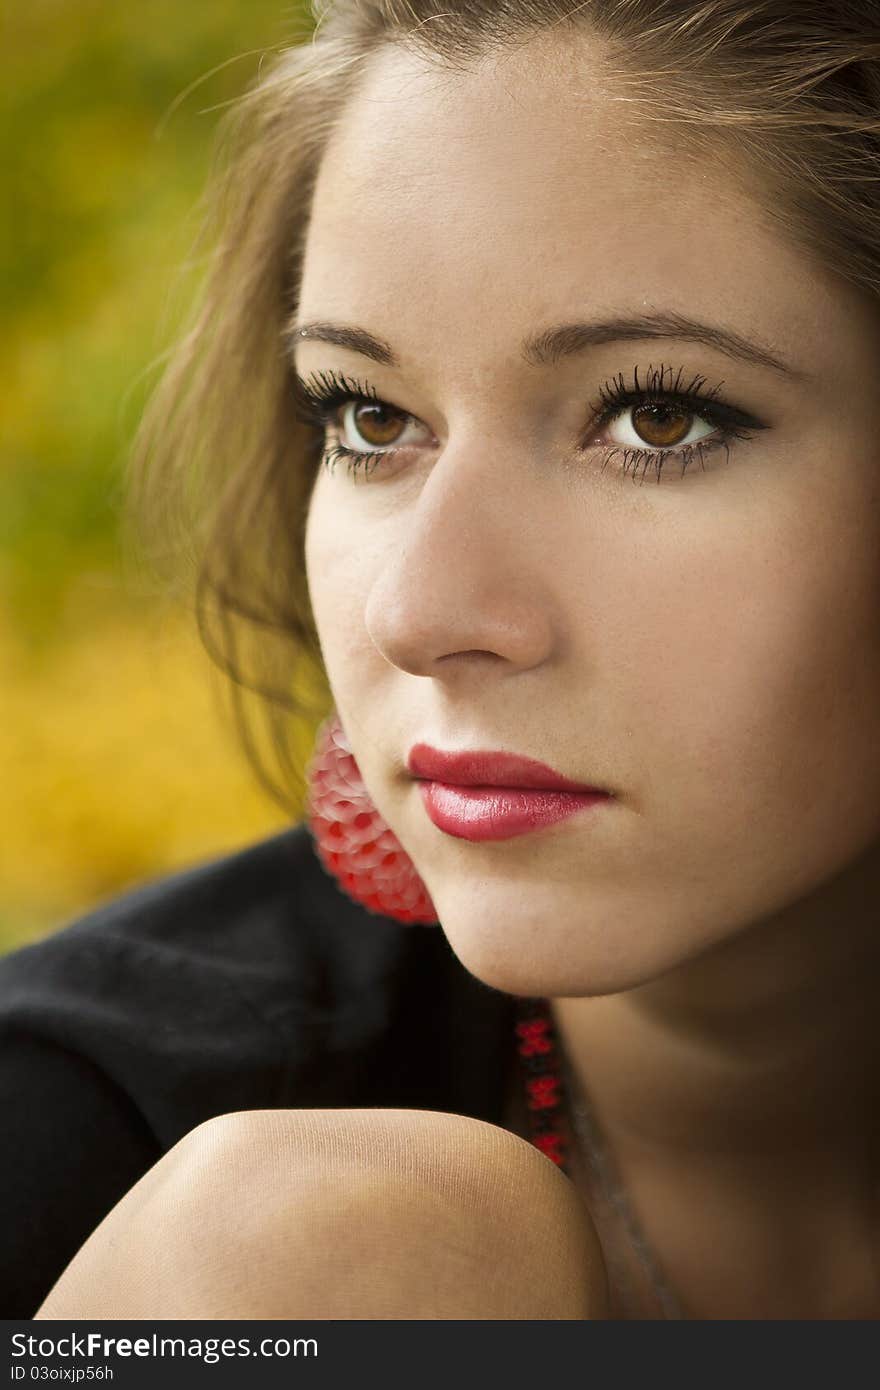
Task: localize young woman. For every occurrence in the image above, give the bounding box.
[6,0,880,1319]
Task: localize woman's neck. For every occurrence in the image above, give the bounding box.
[553,841,880,1148]
[549,842,880,1317]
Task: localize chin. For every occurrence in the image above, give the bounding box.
[425,876,712,999]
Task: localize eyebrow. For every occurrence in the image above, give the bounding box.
[289,310,802,378]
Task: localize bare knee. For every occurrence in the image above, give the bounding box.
[36,1108,607,1319]
[191,1107,608,1318]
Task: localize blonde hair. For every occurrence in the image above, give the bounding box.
[125,0,880,814]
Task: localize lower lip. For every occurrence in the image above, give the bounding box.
[416,781,611,842]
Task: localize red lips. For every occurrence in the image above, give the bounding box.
[406,743,607,793]
[407,744,611,842]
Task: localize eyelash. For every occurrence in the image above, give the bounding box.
[291,362,766,484]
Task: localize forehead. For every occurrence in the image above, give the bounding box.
[298,32,863,386]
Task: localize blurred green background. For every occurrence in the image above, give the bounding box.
[1,2,317,952]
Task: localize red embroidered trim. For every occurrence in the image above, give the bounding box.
[513,996,570,1174]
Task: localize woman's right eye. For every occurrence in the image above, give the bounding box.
[335,398,422,454]
[293,372,430,476]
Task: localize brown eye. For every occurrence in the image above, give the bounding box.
[343,401,408,448]
[630,402,692,448]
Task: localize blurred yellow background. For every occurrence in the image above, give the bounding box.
[1,2,318,951]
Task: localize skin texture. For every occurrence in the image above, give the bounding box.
[299,30,880,1316]
[33,1109,607,1319]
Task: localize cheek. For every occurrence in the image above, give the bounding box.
[618,497,880,898]
[304,483,382,709]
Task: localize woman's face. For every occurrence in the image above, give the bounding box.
[299,30,880,997]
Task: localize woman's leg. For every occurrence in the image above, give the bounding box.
[34,1108,607,1319]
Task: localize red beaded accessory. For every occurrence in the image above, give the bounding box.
[304,710,570,1166]
[305,711,439,924]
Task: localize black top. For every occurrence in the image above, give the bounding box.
[0,821,517,1318]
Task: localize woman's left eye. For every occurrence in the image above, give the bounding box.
[602,400,716,451]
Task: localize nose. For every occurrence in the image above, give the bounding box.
[363,443,558,681]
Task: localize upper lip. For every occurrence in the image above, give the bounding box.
[406,743,610,793]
